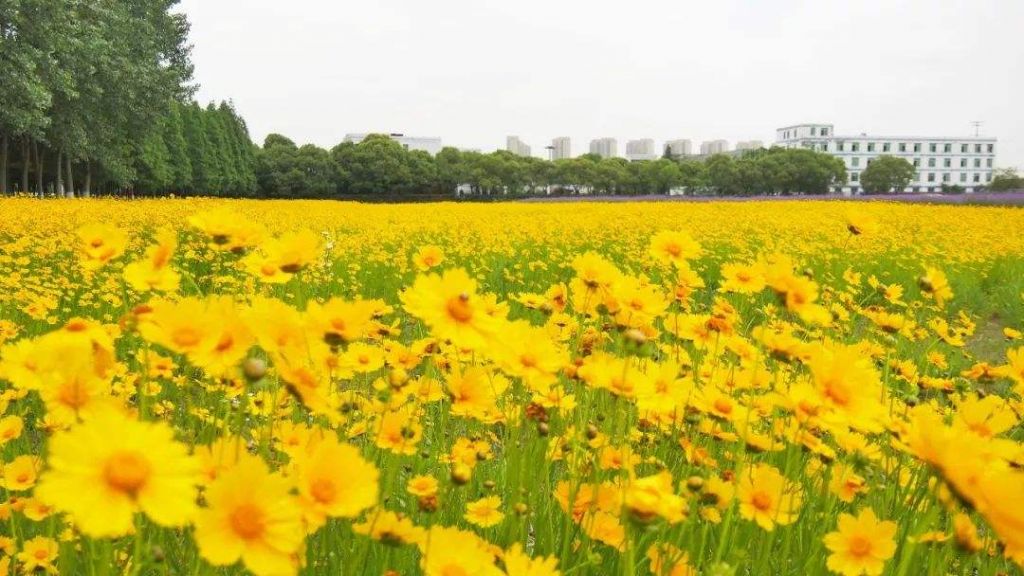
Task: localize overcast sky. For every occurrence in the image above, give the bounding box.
[179,0,1023,168]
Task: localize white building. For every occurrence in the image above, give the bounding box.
[589,138,618,158]
[775,123,997,194]
[665,139,693,157]
[506,136,532,157]
[551,137,572,160]
[736,140,764,151]
[700,140,730,155]
[625,139,657,161]
[343,133,443,155]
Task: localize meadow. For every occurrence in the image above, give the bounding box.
[0,198,1023,576]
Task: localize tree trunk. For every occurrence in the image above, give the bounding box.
[0,133,8,196]
[33,142,43,196]
[22,138,30,194]
[83,162,92,198]
[65,154,75,198]
[56,150,64,197]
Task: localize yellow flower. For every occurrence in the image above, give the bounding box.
[193,454,304,576]
[413,245,445,271]
[0,415,24,445]
[400,268,502,349]
[823,508,897,576]
[352,509,425,546]
[35,408,198,537]
[76,223,128,269]
[418,525,503,576]
[649,230,702,266]
[407,474,439,497]
[464,495,505,527]
[294,436,379,529]
[646,542,696,576]
[719,262,766,294]
[919,267,953,308]
[845,213,879,236]
[1,455,41,491]
[122,228,180,293]
[737,463,803,531]
[16,536,59,574]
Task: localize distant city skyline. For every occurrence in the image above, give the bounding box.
[179,0,1023,169]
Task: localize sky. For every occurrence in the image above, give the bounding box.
[179,0,1024,168]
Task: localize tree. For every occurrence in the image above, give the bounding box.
[860,155,915,194]
[989,168,1023,192]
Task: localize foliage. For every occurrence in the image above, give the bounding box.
[860,156,917,194]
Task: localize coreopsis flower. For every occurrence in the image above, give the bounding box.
[374,406,423,455]
[407,475,439,498]
[649,230,702,266]
[193,454,304,576]
[418,525,503,576]
[806,342,887,433]
[413,245,445,271]
[445,366,506,421]
[122,228,180,292]
[845,213,879,236]
[352,509,425,546]
[624,471,688,524]
[1,455,41,491]
[828,463,868,503]
[77,223,128,269]
[243,229,321,283]
[293,436,379,529]
[919,267,953,308]
[400,268,504,349]
[34,408,198,537]
[823,508,897,576]
[16,536,59,574]
[719,262,766,294]
[503,543,561,576]
[646,542,696,576]
[0,415,23,445]
[304,297,379,345]
[464,495,505,528]
[569,252,621,315]
[737,463,803,531]
[188,208,266,251]
[491,320,568,391]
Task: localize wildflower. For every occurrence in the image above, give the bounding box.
[401,268,502,349]
[16,536,59,574]
[294,436,379,529]
[1,455,41,491]
[504,543,561,576]
[0,415,23,445]
[418,525,503,576]
[194,454,304,576]
[122,228,180,292]
[737,463,803,531]
[465,495,504,528]
[353,509,425,546]
[413,245,445,271]
[649,230,702,266]
[408,475,439,498]
[77,224,128,269]
[919,267,953,308]
[823,508,897,576]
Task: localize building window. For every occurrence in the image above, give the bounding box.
[943,173,950,182]
[987,172,992,182]
[975,144,982,153]
[987,158,993,167]
[866,143,875,152]
[974,158,981,168]
[811,127,817,136]
[913,158,920,167]
[898,143,906,152]
[942,158,950,167]
[915,173,921,181]
[943,143,951,153]
[867,158,874,165]
[960,158,967,167]
[822,128,829,136]
[987,144,994,153]
[851,157,860,167]
[882,143,890,152]
[851,143,860,152]
[913,143,921,152]
[928,158,936,167]
[928,173,935,182]
[837,142,845,152]
[960,173,967,182]
[929,143,937,153]
[973,173,980,182]
[961,144,968,153]
[851,172,859,182]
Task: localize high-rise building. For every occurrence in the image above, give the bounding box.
[588,138,618,158]
[664,139,692,157]
[700,140,730,155]
[775,122,998,194]
[625,139,657,161]
[343,133,443,155]
[551,137,571,160]
[506,136,532,157]
[735,140,764,151]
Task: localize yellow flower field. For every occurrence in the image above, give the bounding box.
[0,198,1023,576]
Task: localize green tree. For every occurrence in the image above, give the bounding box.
[989,168,1023,192]
[860,155,915,194]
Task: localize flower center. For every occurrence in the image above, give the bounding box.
[751,491,773,511]
[58,379,91,409]
[310,478,338,504]
[848,535,872,557]
[172,326,202,348]
[104,451,151,496]
[446,294,473,323]
[230,503,266,540]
